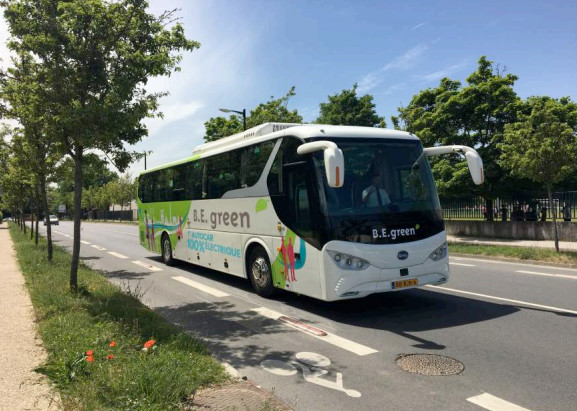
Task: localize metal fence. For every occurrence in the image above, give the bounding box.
[441,192,577,221]
[87,209,135,221]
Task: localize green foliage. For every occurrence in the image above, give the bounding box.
[499,97,577,187]
[3,0,199,288]
[9,225,227,410]
[398,56,521,199]
[203,115,243,142]
[203,87,303,142]
[315,84,386,127]
[448,242,577,265]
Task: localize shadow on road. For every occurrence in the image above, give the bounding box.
[276,288,520,349]
[156,301,295,370]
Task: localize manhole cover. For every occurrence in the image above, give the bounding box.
[395,354,464,376]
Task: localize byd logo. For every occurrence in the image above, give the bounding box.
[397,251,409,260]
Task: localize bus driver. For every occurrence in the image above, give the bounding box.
[362,174,391,207]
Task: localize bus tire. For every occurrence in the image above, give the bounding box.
[248,247,275,298]
[161,233,175,266]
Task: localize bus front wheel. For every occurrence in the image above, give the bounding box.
[161,233,175,266]
[248,247,275,298]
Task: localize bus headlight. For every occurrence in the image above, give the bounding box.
[429,242,448,261]
[327,251,369,271]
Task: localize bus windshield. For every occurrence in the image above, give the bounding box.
[312,137,444,245]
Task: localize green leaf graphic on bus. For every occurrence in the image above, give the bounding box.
[255,198,269,213]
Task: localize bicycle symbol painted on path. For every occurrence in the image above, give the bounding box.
[260,352,361,398]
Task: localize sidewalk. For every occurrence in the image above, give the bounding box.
[0,225,60,410]
[447,234,577,252]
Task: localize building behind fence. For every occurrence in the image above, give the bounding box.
[441,192,577,221]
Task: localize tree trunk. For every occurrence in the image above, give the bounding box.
[547,186,559,253]
[485,198,494,221]
[39,173,53,261]
[30,211,34,240]
[35,208,39,245]
[70,147,84,291]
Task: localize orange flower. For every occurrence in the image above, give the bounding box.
[106,354,114,360]
[109,341,116,347]
[86,349,94,356]
[86,355,94,362]
[143,340,156,349]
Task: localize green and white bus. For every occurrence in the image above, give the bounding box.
[137,123,483,301]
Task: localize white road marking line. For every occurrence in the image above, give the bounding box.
[80,240,91,245]
[449,262,476,267]
[107,251,129,259]
[450,256,577,272]
[516,270,577,280]
[64,234,72,238]
[131,260,162,272]
[91,245,106,251]
[172,276,230,297]
[251,307,378,356]
[467,393,531,411]
[427,285,577,315]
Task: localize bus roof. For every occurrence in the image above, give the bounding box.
[140,123,419,175]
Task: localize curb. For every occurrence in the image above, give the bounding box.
[451,252,577,269]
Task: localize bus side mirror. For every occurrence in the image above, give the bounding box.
[423,145,484,185]
[297,141,345,188]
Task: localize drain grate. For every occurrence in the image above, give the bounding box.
[395,354,464,376]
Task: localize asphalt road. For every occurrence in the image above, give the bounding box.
[34,221,577,411]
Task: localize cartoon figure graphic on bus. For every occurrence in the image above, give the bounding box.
[176,216,183,239]
[280,237,289,281]
[145,210,151,248]
[287,237,296,282]
[273,230,306,288]
[150,217,156,251]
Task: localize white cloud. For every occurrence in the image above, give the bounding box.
[416,62,468,82]
[357,44,429,93]
[144,101,204,137]
[411,23,425,31]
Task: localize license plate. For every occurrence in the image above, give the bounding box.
[392,279,418,289]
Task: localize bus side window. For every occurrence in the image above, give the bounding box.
[172,165,186,201]
[187,160,204,200]
[207,151,241,199]
[242,141,275,187]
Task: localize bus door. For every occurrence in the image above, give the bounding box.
[272,160,322,298]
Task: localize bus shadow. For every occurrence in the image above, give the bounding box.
[155,300,295,370]
[277,288,520,350]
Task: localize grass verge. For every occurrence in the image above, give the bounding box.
[9,224,228,410]
[448,242,577,265]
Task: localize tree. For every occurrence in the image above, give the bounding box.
[397,57,521,217]
[0,51,63,259]
[499,97,577,252]
[315,84,386,127]
[203,87,303,142]
[3,0,199,290]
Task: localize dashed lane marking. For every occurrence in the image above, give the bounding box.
[172,276,230,297]
[516,270,577,280]
[467,393,531,411]
[427,285,577,315]
[131,260,162,272]
[91,245,106,251]
[107,251,129,259]
[80,240,91,245]
[449,262,476,267]
[251,307,378,356]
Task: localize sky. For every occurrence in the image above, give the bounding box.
[1,0,576,176]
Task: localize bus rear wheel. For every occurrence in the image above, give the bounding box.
[161,233,174,266]
[248,247,275,298]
